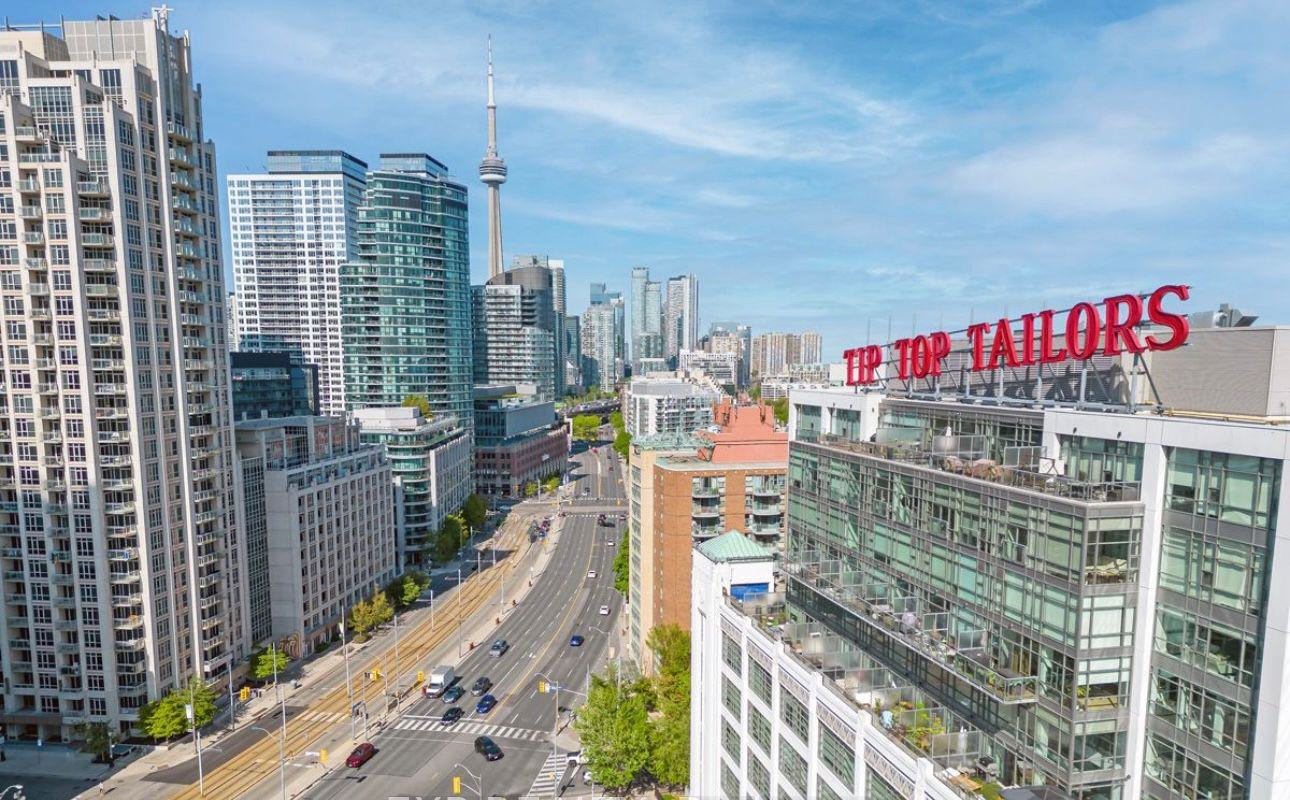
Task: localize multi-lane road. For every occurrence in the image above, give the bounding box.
[300,443,626,799]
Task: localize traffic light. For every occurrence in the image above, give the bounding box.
[368,669,381,682]
[452,776,461,795]
[239,686,250,702]
[319,749,327,765]
[538,680,547,694]
[416,670,425,684]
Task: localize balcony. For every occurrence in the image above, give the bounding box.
[84,283,118,297]
[25,257,47,269]
[81,233,114,248]
[167,120,193,141]
[77,207,110,222]
[19,205,42,220]
[18,179,40,193]
[14,126,41,142]
[78,179,109,196]
[692,487,721,499]
[82,258,116,272]
[23,232,45,245]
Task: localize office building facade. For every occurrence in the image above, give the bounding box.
[352,406,471,567]
[473,385,568,500]
[229,351,318,421]
[235,416,396,655]
[227,150,365,417]
[563,314,582,393]
[0,11,245,738]
[340,154,472,427]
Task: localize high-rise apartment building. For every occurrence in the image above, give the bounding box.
[563,314,582,392]
[630,266,663,369]
[472,263,557,400]
[590,282,626,367]
[353,407,472,567]
[625,375,722,437]
[693,304,1290,800]
[709,321,751,386]
[473,385,568,500]
[582,302,621,392]
[340,154,472,427]
[800,329,822,364]
[0,11,244,738]
[226,291,239,351]
[664,273,698,365]
[230,351,319,421]
[234,416,396,655]
[750,330,821,378]
[679,349,739,389]
[227,150,365,417]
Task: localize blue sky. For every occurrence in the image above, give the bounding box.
[34,0,1290,360]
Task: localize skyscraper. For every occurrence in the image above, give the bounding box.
[590,281,626,376]
[631,266,663,369]
[800,330,822,364]
[664,274,699,365]
[563,314,582,391]
[581,304,620,392]
[0,10,244,738]
[479,39,507,280]
[227,150,366,416]
[750,330,819,377]
[473,264,558,399]
[709,321,751,386]
[507,254,565,396]
[341,154,473,426]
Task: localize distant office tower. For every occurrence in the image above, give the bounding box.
[590,282,626,365]
[563,315,583,391]
[227,291,240,350]
[581,304,620,392]
[353,407,472,566]
[0,11,245,738]
[800,330,822,364]
[664,274,699,365]
[227,150,366,416]
[340,154,473,427]
[507,255,565,396]
[234,416,396,654]
[549,258,566,315]
[480,41,507,279]
[630,267,664,368]
[230,352,319,420]
[473,263,557,399]
[709,321,751,386]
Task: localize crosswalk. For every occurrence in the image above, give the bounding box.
[392,716,548,742]
[296,710,346,725]
[525,750,571,797]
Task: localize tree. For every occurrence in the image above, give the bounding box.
[348,597,377,641]
[401,394,433,420]
[368,590,394,628]
[75,721,114,762]
[250,646,290,682]
[572,414,601,441]
[771,396,789,425]
[524,481,539,498]
[612,530,629,595]
[575,664,651,791]
[646,624,691,786]
[461,494,488,531]
[543,474,561,493]
[749,385,762,401]
[441,514,467,549]
[385,571,427,611]
[613,429,631,460]
[609,410,624,431]
[138,679,218,741]
[433,523,459,564]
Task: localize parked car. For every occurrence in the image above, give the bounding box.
[441,706,464,725]
[475,736,504,761]
[489,639,509,657]
[569,634,585,647]
[346,743,376,768]
[476,694,497,714]
[587,570,597,579]
[442,685,465,704]
[471,677,493,696]
[599,605,610,615]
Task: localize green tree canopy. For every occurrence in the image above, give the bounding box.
[575,664,651,791]
[75,722,114,759]
[433,523,459,563]
[386,571,428,611]
[138,679,218,741]
[771,396,789,425]
[348,596,376,641]
[613,429,631,460]
[613,529,630,595]
[368,589,394,628]
[572,414,601,441]
[543,474,561,493]
[461,494,488,531]
[524,481,539,497]
[646,625,691,787]
[250,646,290,682]
[401,394,433,419]
[609,410,624,431]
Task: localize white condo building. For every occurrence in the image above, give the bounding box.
[665,273,699,365]
[0,12,245,739]
[693,310,1290,800]
[227,150,366,416]
[625,375,722,437]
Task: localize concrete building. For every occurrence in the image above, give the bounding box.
[664,274,699,367]
[631,267,664,370]
[760,362,841,401]
[230,351,319,421]
[340,154,472,427]
[0,12,245,739]
[235,417,396,656]
[473,385,568,501]
[696,307,1290,799]
[227,150,365,416]
[581,303,621,392]
[801,330,823,365]
[563,314,582,393]
[629,403,787,673]
[227,291,240,351]
[473,263,558,400]
[352,407,472,567]
[710,321,752,386]
[590,281,626,367]
[624,375,722,437]
[680,349,739,390]
[751,330,823,379]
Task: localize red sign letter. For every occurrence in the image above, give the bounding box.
[1102,293,1144,356]
[1146,284,1191,351]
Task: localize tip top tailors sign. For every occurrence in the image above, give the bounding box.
[843,285,1191,387]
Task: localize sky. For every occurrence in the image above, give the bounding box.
[33,0,1290,360]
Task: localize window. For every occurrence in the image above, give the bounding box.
[723,633,742,675]
[721,762,739,800]
[779,737,808,795]
[819,723,855,784]
[1155,609,1259,688]
[780,687,809,742]
[722,719,740,760]
[746,750,770,800]
[749,661,772,704]
[748,702,771,753]
[722,675,741,720]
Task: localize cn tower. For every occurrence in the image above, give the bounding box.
[480,37,508,280]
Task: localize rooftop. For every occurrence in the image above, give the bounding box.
[696,530,773,563]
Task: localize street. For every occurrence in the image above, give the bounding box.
[295,443,626,799]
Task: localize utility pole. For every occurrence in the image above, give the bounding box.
[341,620,355,741]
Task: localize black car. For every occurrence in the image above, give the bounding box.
[471,677,493,696]
[441,706,464,725]
[475,735,504,761]
[442,685,465,704]
[489,639,509,657]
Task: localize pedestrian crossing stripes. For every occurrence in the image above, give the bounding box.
[297,710,345,725]
[525,750,570,798]
[392,717,548,741]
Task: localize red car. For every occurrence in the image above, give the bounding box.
[346,742,376,768]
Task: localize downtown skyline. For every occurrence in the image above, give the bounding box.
[27,0,1288,362]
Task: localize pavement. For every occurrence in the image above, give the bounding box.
[297,445,628,800]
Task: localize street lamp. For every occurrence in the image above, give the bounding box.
[251,725,286,800]
[536,671,587,757]
[340,620,355,741]
[0,785,25,800]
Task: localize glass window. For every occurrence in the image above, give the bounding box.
[779,737,808,795]
[818,723,855,784]
[722,719,740,760]
[746,750,770,800]
[780,687,809,742]
[723,633,742,675]
[749,660,772,704]
[748,702,771,753]
[722,675,741,720]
